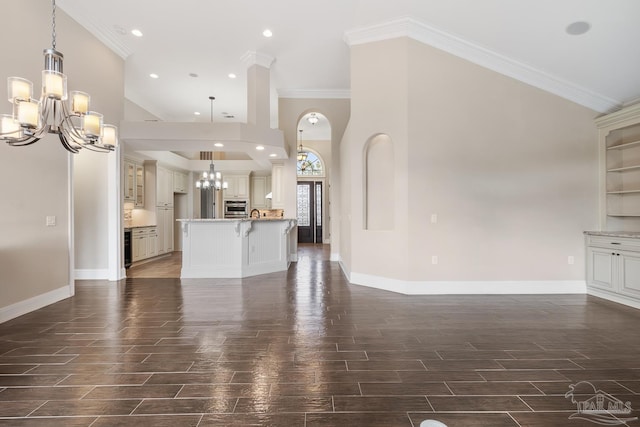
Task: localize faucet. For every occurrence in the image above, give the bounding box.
[250,209,260,219]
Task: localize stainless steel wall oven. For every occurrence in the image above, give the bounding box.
[224,200,248,219]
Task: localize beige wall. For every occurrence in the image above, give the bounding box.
[0,0,123,314]
[278,98,350,257]
[344,37,600,286]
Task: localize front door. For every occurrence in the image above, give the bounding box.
[297,181,322,243]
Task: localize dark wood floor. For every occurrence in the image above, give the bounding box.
[1,244,640,426]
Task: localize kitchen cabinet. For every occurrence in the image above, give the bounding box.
[157,207,174,255]
[147,227,158,258]
[156,166,174,207]
[586,232,640,305]
[223,173,250,199]
[596,103,640,230]
[124,160,144,207]
[251,175,270,209]
[124,161,135,202]
[173,171,188,194]
[131,226,158,263]
[135,165,144,207]
[270,163,284,209]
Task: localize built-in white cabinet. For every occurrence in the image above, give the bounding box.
[124,160,144,207]
[135,165,144,207]
[131,226,157,263]
[157,207,174,255]
[251,175,271,209]
[270,163,284,209]
[223,173,250,199]
[156,166,174,207]
[173,171,188,194]
[597,103,640,230]
[586,233,640,306]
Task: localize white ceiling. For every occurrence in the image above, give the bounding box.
[58,0,640,129]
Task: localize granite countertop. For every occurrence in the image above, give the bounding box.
[584,230,640,238]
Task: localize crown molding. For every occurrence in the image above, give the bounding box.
[57,1,132,59]
[240,51,276,69]
[594,102,640,128]
[344,17,620,113]
[277,89,351,99]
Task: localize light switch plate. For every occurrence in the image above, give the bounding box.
[46,216,56,226]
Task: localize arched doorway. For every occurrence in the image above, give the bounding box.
[296,112,331,244]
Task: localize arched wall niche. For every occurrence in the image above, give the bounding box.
[363,133,394,231]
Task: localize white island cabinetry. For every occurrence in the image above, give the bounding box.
[179,218,296,279]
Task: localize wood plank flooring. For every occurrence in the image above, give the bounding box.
[1,243,640,426]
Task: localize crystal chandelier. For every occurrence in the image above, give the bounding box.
[307,112,319,125]
[195,160,228,191]
[0,0,117,153]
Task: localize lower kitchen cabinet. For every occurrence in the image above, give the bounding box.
[157,207,174,255]
[586,232,640,305]
[132,227,157,263]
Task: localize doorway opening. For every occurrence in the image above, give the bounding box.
[296,111,330,245]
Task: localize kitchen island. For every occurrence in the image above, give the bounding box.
[178,218,297,279]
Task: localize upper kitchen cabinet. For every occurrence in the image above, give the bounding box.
[270,163,285,209]
[135,164,144,207]
[223,172,250,199]
[251,174,271,209]
[174,171,188,194]
[124,159,144,207]
[156,166,174,207]
[597,103,640,231]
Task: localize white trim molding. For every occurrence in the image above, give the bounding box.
[0,286,73,324]
[349,272,586,295]
[277,89,351,99]
[344,17,620,113]
[587,288,640,311]
[75,269,109,280]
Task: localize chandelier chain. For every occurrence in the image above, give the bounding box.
[51,0,57,49]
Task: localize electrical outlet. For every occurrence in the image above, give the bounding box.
[430,214,438,224]
[46,216,56,227]
[568,256,575,265]
[431,255,438,265]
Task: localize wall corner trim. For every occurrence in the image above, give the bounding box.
[0,286,73,324]
[343,16,620,113]
[349,272,587,295]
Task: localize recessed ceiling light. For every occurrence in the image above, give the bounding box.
[269,153,277,157]
[131,29,143,37]
[228,73,236,79]
[149,73,159,79]
[566,21,591,35]
[194,112,201,116]
[214,143,224,147]
[263,29,273,38]
[256,146,265,151]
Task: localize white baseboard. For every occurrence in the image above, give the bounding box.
[74,269,109,280]
[587,288,640,310]
[0,285,73,324]
[349,272,586,295]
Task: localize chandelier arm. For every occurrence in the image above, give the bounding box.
[58,133,81,153]
[4,135,41,146]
